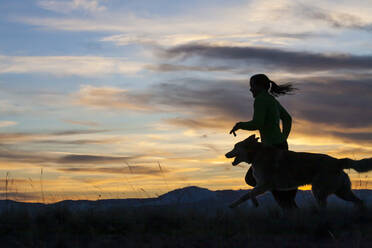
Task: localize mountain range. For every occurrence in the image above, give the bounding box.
[1,186,371,213]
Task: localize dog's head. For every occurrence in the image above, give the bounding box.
[225,134,260,166]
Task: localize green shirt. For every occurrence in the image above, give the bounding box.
[237,91,292,145]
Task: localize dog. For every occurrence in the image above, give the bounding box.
[225,135,372,209]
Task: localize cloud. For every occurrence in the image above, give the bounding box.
[57,154,135,164]
[0,150,56,164]
[16,0,333,45]
[150,79,253,120]
[17,16,126,32]
[38,0,106,14]
[0,133,43,143]
[330,147,372,159]
[51,129,108,136]
[101,30,334,53]
[0,55,143,76]
[256,30,332,40]
[160,44,372,73]
[154,77,372,132]
[0,192,40,201]
[72,74,372,135]
[164,117,233,130]
[0,100,32,114]
[12,0,368,53]
[291,118,372,147]
[0,149,139,166]
[330,131,372,143]
[101,33,215,47]
[145,64,233,72]
[0,121,17,128]
[33,137,122,145]
[58,165,168,175]
[282,77,372,128]
[102,31,331,48]
[62,119,100,127]
[0,129,108,143]
[0,178,29,191]
[201,143,222,154]
[73,85,155,111]
[350,180,372,189]
[296,3,372,32]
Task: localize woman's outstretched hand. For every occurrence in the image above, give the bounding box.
[229,123,240,136]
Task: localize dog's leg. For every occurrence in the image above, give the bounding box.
[229,192,251,208]
[250,184,270,207]
[229,184,270,208]
[335,173,365,211]
[312,188,328,211]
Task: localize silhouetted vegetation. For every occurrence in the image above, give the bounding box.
[1,203,372,247]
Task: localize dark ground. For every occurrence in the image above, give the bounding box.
[1,203,372,248]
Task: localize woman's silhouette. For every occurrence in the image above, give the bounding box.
[229,74,298,209]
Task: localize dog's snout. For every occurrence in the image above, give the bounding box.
[225,150,235,158]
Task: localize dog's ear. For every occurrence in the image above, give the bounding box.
[242,135,259,149]
[246,134,259,143]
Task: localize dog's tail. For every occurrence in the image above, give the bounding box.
[340,158,372,173]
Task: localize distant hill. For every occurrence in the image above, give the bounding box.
[1,186,371,213]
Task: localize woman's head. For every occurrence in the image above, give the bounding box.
[250,74,296,97]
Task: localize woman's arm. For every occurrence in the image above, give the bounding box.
[230,98,266,133]
[278,103,292,139]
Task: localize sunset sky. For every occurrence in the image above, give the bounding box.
[1,0,372,202]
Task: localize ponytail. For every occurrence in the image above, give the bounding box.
[269,80,297,97]
[250,74,297,97]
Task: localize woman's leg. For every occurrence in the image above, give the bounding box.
[271,141,298,209]
[245,141,298,209]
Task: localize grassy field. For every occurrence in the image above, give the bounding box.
[1,202,372,247]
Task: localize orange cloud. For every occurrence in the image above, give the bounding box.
[72,85,154,111]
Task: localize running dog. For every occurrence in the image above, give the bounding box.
[225,135,372,209]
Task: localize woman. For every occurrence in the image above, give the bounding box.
[229,74,298,209]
